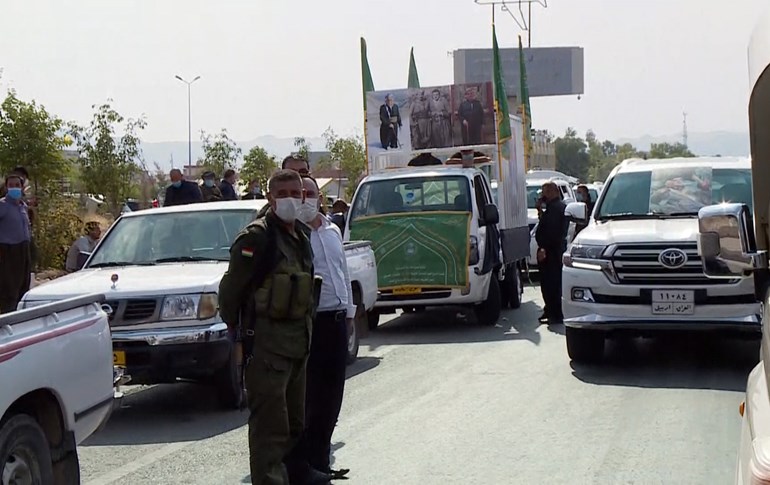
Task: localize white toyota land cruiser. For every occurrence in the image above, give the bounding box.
[562,156,760,363]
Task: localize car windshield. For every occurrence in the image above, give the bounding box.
[87,209,257,267]
[596,167,753,219]
[349,176,472,224]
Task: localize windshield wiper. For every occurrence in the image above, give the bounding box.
[596,212,661,221]
[89,261,156,268]
[153,256,225,263]
[654,211,699,217]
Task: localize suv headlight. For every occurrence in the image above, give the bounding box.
[563,244,608,270]
[161,293,218,320]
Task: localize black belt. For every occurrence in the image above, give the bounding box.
[317,310,346,321]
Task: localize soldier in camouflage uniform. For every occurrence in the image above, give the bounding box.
[219,169,320,485]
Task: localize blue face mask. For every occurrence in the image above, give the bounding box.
[172,181,182,188]
[6,187,22,200]
[204,179,214,188]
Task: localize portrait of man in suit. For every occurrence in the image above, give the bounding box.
[379,94,402,149]
[457,86,484,146]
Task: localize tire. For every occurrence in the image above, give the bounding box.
[215,341,245,410]
[347,304,363,365]
[367,311,380,331]
[566,327,605,363]
[0,414,55,485]
[474,276,502,326]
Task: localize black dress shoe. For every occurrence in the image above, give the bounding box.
[303,468,332,485]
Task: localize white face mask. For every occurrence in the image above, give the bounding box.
[273,197,302,223]
[298,198,319,223]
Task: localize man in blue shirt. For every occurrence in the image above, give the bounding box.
[164,169,203,206]
[0,174,32,313]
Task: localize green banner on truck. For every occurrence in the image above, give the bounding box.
[349,212,471,289]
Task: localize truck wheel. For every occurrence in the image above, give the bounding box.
[566,327,605,363]
[215,342,245,410]
[367,311,380,331]
[474,277,502,326]
[347,304,363,365]
[0,415,55,485]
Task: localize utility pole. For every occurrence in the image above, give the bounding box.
[682,111,688,149]
[174,75,201,167]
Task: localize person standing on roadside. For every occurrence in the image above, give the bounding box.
[0,174,32,313]
[535,182,569,325]
[219,170,318,485]
[257,155,311,218]
[200,171,223,202]
[220,169,239,200]
[574,185,594,236]
[164,168,203,206]
[285,176,354,484]
[243,180,266,200]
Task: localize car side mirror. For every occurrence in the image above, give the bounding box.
[482,204,499,225]
[77,251,91,270]
[565,202,588,224]
[696,203,765,278]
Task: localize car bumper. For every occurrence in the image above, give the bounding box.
[373,274,491,309]
[112,322,232,384]
[563,268,761,333]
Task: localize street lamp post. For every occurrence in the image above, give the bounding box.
[174,75,201,168]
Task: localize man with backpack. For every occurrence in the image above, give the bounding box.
[219,169,323,485]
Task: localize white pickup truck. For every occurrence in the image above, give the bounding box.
[1,294,114,484]
[20,200,378,410]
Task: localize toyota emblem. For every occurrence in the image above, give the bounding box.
[658,248,688,269]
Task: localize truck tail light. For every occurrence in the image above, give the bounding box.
[750,438,770,484]
[469,236,479,265]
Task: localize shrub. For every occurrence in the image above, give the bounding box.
[32,191,84,271]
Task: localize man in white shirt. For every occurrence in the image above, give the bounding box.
[286,176,354,484]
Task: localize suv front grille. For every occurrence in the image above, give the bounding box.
[103,299,160,326]
[610,243,735,286]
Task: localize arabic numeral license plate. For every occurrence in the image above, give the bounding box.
[651,290,695,315]
[393,286,422,296]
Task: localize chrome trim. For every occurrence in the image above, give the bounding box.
[565,312,760,329]
[111,322,229,345]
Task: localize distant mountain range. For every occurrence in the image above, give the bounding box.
[137,131,750,173]
[615,131,749,157]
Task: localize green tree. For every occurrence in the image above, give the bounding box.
[293,136,311,161]
[198,129,241,176]
[649,142,695,158]
[70,102,146,217]
[0,90,72,190]
[322,128,366,199]
[554,128,591,181]
[242,145,277,192]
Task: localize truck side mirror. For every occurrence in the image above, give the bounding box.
[482,204,499,225]
[696,203,765,278]
[77,251,91,270]
[565,202,588,224]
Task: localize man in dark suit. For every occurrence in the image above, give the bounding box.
[379,94,402,149]
[164,168,203,206]
[458,86,484,146]
[535,182,569,325]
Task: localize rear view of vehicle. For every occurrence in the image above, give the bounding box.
[562,157,760,363]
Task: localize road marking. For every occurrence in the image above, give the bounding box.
[83,441,192,485]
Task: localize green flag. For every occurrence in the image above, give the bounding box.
[518,35,532,161]
[408,47,420,88]
[493,24,512,143]
[361,37,375,108]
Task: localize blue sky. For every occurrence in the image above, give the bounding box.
[0,0,766,143]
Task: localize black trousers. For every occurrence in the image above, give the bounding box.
[538,253,564,321]
[0,241,31,314]
[285,310,348,482]
[379,124,398,149]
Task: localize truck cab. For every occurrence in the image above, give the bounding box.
[696,12,770,483]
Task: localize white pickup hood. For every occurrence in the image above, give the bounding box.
[577,218,699,245]
[24,263,227,301]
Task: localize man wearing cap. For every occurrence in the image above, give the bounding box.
[0,174,32,313]
[65,221,102,272]
[201,171,223,202]
[164,169,203,206]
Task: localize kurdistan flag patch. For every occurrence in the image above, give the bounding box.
[241,247,254,258]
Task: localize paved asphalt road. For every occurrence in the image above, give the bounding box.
[79,285,759,484]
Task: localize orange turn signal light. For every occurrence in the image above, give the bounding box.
[740,401,746,417]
